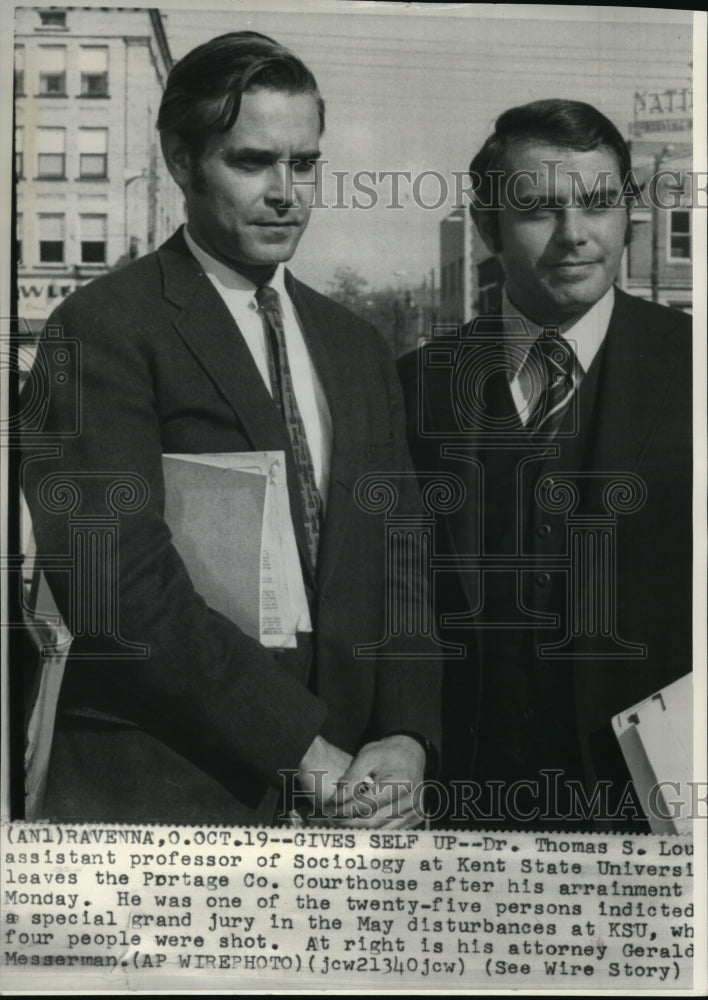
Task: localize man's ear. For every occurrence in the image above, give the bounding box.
[160,132,193,191]
[470,205,501,255]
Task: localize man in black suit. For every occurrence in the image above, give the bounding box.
[21,32,440,825]
[400,100,691,829]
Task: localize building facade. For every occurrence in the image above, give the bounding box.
[438,207,505,327]
[14,6,182,329]
[438,208,473,326]
[623,89,693,313]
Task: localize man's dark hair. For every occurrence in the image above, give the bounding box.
[469,99,637,242]
[157,31,325,160]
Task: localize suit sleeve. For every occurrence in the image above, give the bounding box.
[21,295,328,789]
[364,329,443,756]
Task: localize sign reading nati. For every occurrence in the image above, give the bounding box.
[632,87,692,137]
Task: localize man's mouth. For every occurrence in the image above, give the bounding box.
[550,260,599,269]
[254,220,300,227]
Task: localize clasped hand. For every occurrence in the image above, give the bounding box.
[297,734,426,828]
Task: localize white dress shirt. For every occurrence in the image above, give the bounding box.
[183,226,333,508]
[503,286,615,425]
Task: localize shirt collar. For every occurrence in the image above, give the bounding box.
[183,225,287,300]
[502,285,615,378]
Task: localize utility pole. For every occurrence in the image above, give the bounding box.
[651,145,674,303]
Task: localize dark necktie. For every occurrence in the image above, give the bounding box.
[527,333,579,437]
[256,285,321,569]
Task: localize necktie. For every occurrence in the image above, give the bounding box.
[526,333,579,437]
[256,285,321,569]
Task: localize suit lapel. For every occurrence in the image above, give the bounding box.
[158,233,315,586]
[521,289,675,525]
[424,334,497,643]
[585,290,678,476]
[159,232,286,452]
[551,290,679,663]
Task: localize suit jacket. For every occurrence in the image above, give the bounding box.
[21,229,441,824]
[400,288,692,814]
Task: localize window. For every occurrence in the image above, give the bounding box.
[80,214,107,263]
[37,127,65,178]
[39,9,67,27]
[14,46,24,94]
[79,47,108,96]
[78,128,108,178]
[16,214,23,265]
[15,127,23,179]
[38,46,66,95]
[669,210,691,260]
[39,214,65,263]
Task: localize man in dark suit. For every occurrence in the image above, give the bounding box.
[21,32,440,826]
[400,100,691,829]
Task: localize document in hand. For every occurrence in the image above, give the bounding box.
[612,673,692,834]
[162,452,311,649]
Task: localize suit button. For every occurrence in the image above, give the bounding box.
[537,523,551,537]
[523,708,534,721]
[536,572,551,586]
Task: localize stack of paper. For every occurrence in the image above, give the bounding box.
[163,451,311,648]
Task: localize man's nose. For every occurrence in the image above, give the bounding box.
[265,160,296,209]
[553,207,589,246]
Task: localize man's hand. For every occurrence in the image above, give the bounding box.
[329,734,427,829]
[297,735,353,818]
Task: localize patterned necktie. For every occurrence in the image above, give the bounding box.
[256,285,321,569]
[527,333,579,437]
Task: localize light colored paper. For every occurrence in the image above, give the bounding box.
[1,2,705,996]
[613,673,693,835]
[163,451,311,648]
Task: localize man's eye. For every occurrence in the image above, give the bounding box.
[238,159,266,171]
[521,201,560,217]
[511,197,543,214]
